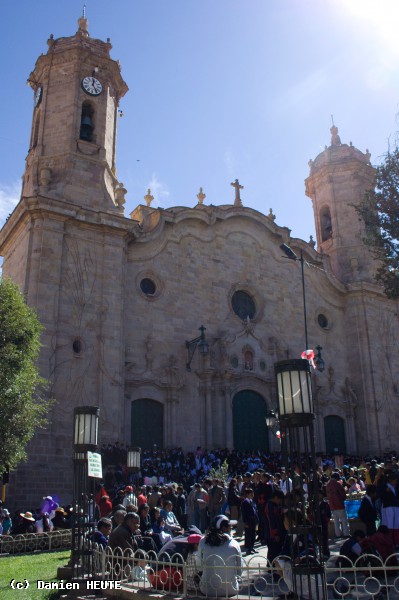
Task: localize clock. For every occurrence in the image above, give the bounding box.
[34,86,42,107]
[81,76,103,96]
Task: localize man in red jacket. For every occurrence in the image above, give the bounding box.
[326,472,350,538]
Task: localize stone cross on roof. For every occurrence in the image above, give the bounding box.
[231,179,243,206]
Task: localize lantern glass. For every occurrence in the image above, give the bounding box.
[73,406,99,448]
[275,359,313,417]
[127,447,141,469]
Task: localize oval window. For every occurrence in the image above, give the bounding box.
[318,314,329,329]
[140,278,156,296]
[231,290,256,320]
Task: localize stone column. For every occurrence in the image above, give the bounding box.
[205,382,213,449]
[224,383,234,448]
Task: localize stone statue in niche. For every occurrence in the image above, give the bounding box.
[244,350,254,371]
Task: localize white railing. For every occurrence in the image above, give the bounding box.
[0,530,72,555]
[93,546,399,599]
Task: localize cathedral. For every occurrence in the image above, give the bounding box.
[1,15,398,507]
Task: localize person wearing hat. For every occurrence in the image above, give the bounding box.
[12,511,36,534]
[52,507,69,530]
[199,515,242,597]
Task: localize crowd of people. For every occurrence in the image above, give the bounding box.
[1,446,399,596]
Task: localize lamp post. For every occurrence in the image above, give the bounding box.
[275,359,327,599]
[185,325,209,371]
[280,244,325,371]
[72,406,100,579]
[127,446,141,483]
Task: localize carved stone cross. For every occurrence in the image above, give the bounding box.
[231,179,243,206]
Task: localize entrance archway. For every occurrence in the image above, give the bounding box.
[324,415,346,454]
[131,399,163,449]
[232,390,269,451]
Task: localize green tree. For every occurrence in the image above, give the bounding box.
[357,147,399,299]
[208,459,229,483]
[0,277,51,473]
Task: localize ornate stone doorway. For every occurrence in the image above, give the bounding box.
[324,414,346,454]
[232,390,269,452]
[131,399,164,449]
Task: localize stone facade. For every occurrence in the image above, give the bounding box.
[1,18,399,508]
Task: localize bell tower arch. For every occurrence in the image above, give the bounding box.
[24,13,128,212]
[305,126,376,283]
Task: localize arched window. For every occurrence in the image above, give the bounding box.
[320,206,333,242]
[80,102,95,142]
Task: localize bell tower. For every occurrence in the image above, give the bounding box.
[305,126,376,284]
[24,13,128,211]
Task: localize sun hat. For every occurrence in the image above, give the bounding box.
[20,511,35,521]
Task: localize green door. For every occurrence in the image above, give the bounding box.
[131,399,163,449]
[232,390,269,452]
[324,415,346,454]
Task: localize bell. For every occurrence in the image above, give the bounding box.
[80,115,93,141]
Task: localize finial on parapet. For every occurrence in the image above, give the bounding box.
[330,116,341,146]
[144,189,154,207]
[231,179,243,206]
[197,187,206,205]
[77,4,89,36]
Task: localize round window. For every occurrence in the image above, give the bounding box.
[317,313,329,329]
[231,290,256,320]
[140,278,156,296]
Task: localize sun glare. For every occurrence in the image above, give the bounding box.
[338,0,399,58]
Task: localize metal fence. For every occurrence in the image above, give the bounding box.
[0,530,72,555]
[94,546,399,599]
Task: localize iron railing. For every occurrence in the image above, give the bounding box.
[0,530,72,555]
[93,545,399,599]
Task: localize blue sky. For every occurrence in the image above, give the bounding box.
[1,0,399,244]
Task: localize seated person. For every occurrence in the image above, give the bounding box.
[160,500,184,536]
[92,517,112,548]
[361,525,398,566]
[337,529,366,566]
[108,512,157,554]
[138,503,163,551]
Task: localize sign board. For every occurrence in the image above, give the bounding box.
[87,451,103,479]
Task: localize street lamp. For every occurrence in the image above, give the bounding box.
[72,406,100,579]
[275,359,327,599]
[280,243,325,372]
[185,325,209,371]
[127,446,141,470]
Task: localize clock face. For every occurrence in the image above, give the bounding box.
[81,76,103,96]
[34,86,42,107]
